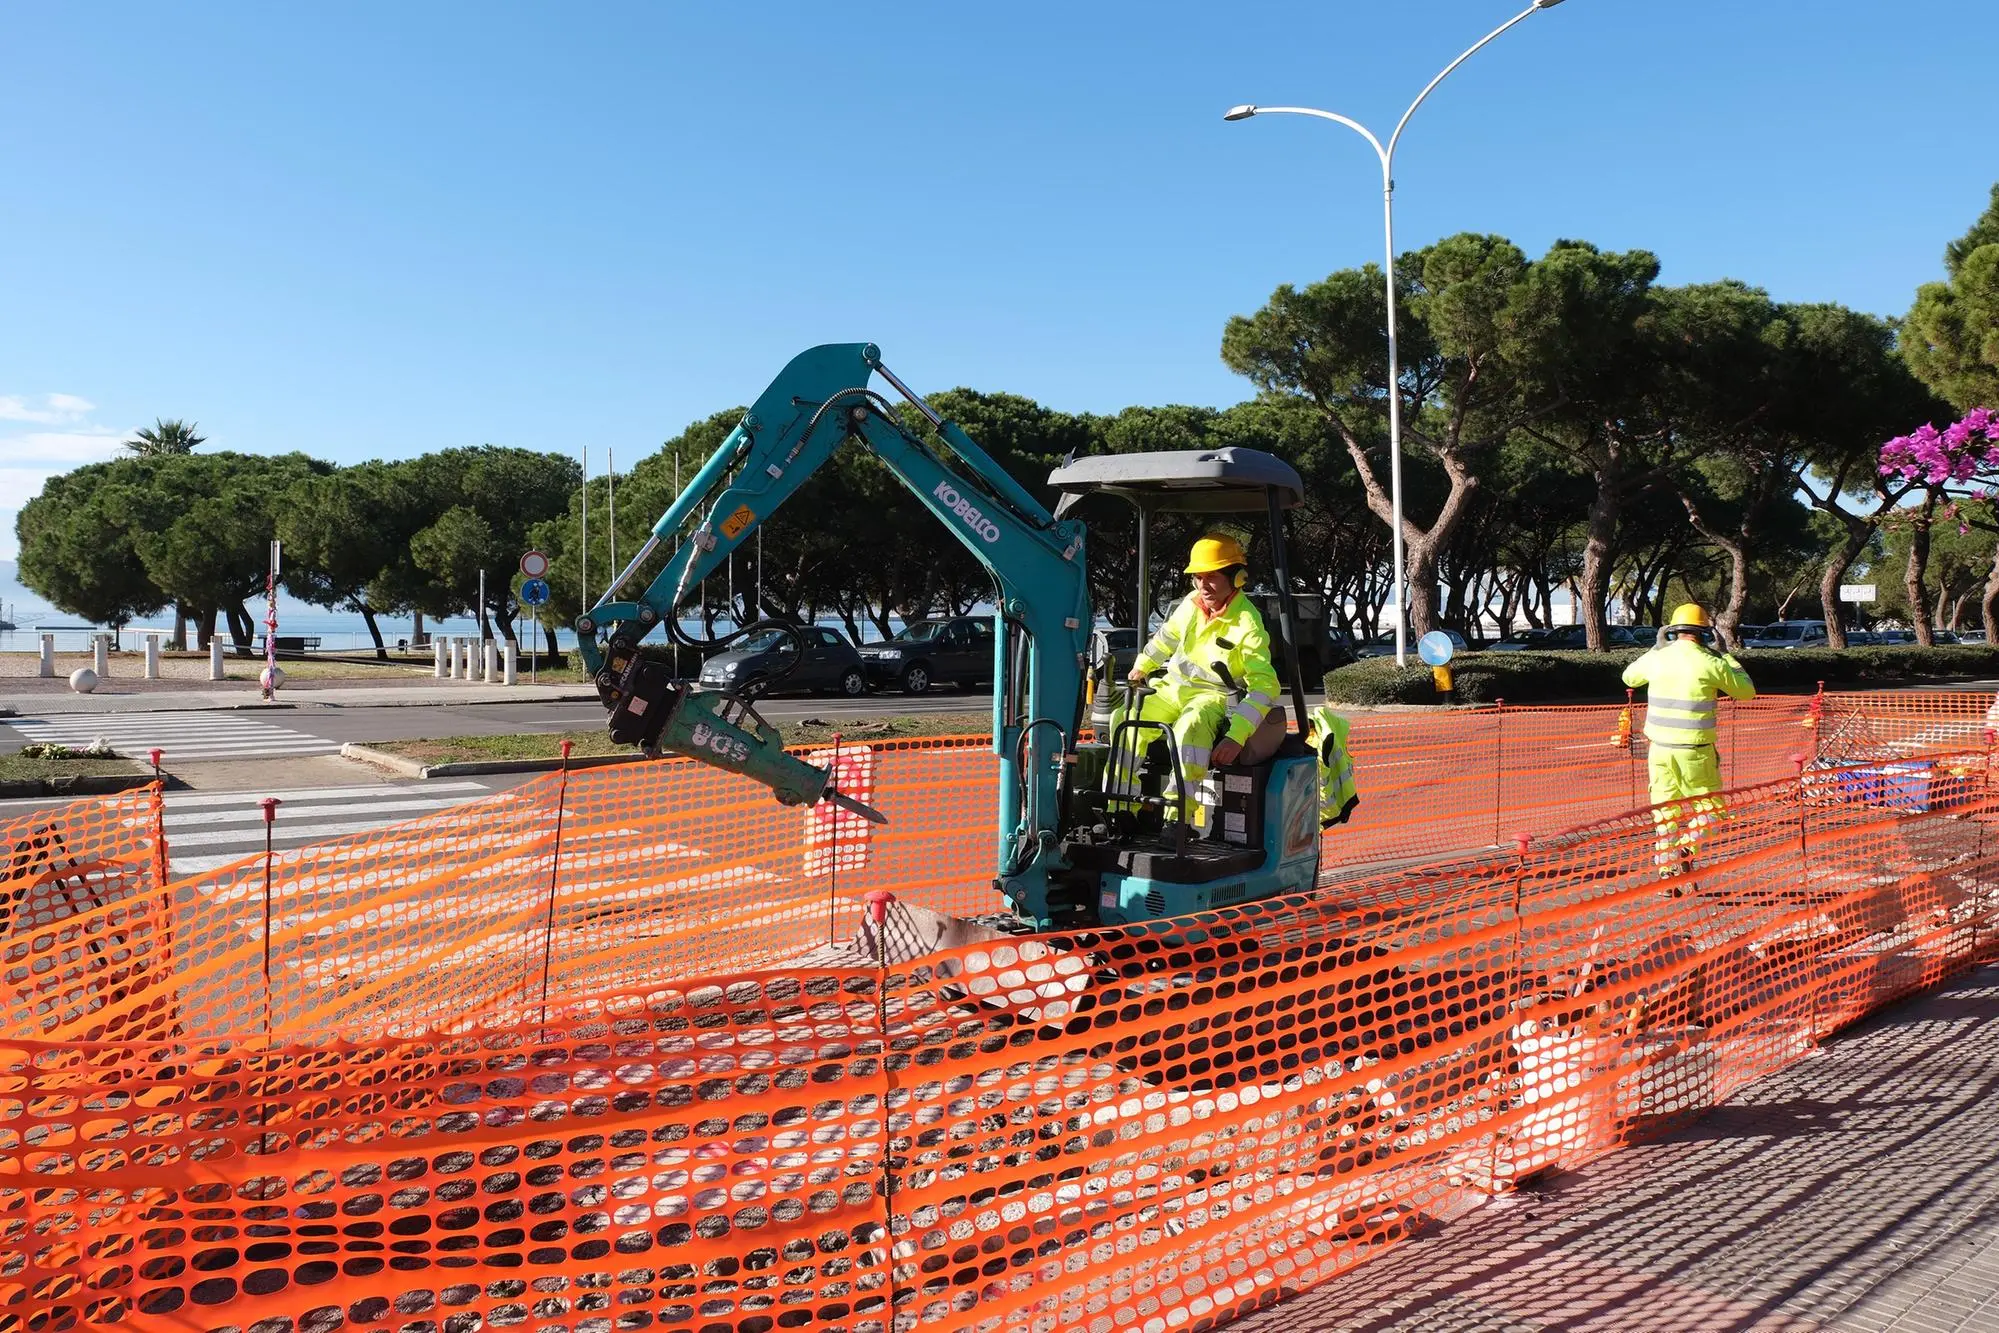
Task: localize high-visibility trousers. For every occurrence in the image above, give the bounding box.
[1106,683,1230,810]
[1648,743,1724,874]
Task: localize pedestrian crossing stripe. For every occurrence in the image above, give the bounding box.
[4,713,342,761]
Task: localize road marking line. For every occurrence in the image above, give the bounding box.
[159,781,495,808]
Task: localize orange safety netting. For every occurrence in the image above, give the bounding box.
[3,692,1996,1333]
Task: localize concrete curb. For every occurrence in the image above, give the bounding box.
[338,744,428,777]
[10,691,600,717]
[338,743,648,780]
[0,772,155,798]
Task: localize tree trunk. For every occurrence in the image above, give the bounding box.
[1820,527,1872,648]
[1906,493,1936,646]
[361,607,387,659]
[171,603,190,652]
[1981,542,1999,644]
[225,604,254,652]
[1710,537,1749,650]
[1578,482,1619,650]
[414,611,425,648]
[198,607,217,650]
[1403,539,1442,645]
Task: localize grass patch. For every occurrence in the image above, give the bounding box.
[1324,643,1999,706]
[366,712,993,766]
[0,753,146,782]
[221,660,436,681]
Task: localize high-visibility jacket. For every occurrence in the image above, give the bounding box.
[1620,637,1755,748]
[1132,590,1280,745]
[1307,704,1361,827]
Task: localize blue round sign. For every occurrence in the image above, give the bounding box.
[1417,630,1456,667]
[520,577,551,607]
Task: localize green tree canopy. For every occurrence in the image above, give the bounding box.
[1902,184,1999,411]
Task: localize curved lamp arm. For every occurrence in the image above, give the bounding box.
[1387,0,1559,164]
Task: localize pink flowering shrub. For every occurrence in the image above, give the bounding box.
[1879,408,1999,485]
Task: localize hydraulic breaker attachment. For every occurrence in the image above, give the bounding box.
[607,656,886,824]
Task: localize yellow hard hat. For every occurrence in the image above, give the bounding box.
[1186,534,1248,574]
[1666,603,1712,630]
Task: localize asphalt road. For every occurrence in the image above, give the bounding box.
[294,689,995,743]
[0,688,998,752]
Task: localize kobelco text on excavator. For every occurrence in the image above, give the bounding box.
[576,343,1346,932]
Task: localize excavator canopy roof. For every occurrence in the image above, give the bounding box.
[1047,447,1303,516]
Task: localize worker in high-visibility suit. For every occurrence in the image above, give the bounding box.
[1108,534,1281,816]
[1307,704,1361,828]
[1620,603,1756,877]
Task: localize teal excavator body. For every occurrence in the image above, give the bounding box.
[577,343,1326,932]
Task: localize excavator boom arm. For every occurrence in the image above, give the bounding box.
[577,343,1091,927]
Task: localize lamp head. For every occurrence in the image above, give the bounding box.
[1223,104,1257,121]
[1533,0,1567,7]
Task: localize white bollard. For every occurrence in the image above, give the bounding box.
[209,638,225,680]
[434,637,449,679]
[454,639,470,680]
[93,633,110,677]
[502,640,518,686]
[39,634,55,678]
[144,632,161,680]
[483,639,497,683]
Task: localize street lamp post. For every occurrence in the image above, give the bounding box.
[1226,0,1567,667]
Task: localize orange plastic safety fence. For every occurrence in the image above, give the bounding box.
[1324,695,1817,872]
[0,784,170,1046]
[4,697,1998,1333]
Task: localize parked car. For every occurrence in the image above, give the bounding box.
[1934,629,1961,644]
[698,625,867,697]
[1354,629,1468,660]
[1244,593,1358,676]
[1091,627,1140,680]
[1957,629,1988,644]
[1743,620,1830,650]
[1487,628,1553,653]
[1500,624,1647,651]
[859,616,996,694]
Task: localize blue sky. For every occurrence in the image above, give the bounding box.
[3,0,1996,559]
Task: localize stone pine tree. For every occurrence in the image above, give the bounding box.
[1223,234,1594,638]
[1902,184,1999,412]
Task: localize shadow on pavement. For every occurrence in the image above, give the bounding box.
[1234,963,1999,1333]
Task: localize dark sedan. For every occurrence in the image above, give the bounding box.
[698,625,867,697]
[859,616,996,695]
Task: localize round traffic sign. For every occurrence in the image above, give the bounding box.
[519,549,550,579]
[520,577,551,607]
[1417,631,1457,667]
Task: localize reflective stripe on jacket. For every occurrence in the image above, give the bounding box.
[1620,637,1756,747]
[1132,591,1280,744]
[1307,704,1361,827]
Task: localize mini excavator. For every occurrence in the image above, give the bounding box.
[577,343,1323,932]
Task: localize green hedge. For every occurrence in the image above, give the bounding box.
[1323,645,1999,706]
